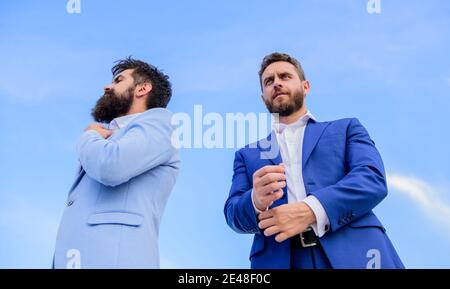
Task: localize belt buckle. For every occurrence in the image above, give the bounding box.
[300,227,317,248]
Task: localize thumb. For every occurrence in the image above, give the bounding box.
[273,188,284,201]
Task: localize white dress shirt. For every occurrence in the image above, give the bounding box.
[108,113,142,131]
[252,111,330,238]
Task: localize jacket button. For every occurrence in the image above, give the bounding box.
[67,200,74,207]
[324,225,330,232]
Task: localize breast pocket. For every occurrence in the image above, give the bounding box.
[87,211,144,227]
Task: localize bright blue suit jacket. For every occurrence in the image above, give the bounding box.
[224,117,404,269]
[54,108,180,268]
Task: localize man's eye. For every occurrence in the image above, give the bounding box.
[265,79,273,86]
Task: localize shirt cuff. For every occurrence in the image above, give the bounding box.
[302,195,330,238]
[251,189,264,214]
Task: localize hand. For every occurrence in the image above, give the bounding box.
[85,123,112,139]
[252,164,286,211]
[258,202,317,243]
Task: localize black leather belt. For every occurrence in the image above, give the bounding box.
[293,227,318,248]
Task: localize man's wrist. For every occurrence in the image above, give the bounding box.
[300,201,317,226]
[251,189,265,213]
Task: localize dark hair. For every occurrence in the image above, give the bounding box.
[112,57,172,109]
[258,52,306,90]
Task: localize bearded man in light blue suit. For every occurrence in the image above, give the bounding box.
[54,57,180,269]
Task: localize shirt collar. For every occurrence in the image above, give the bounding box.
[109,113,142,131]
[272,111,316,134]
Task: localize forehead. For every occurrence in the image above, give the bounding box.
[262,61,298,78]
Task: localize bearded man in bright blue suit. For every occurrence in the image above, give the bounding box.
[224,53,404,269]
[54,58,180,268]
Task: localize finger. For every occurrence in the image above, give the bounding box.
[260,181,286,195]
[99,127,112,132]
[254,165,285,178]
[261,189,283,208]
[271,189,284,202]
[259,173,286,186]
[254,190,279,212]
[264,225,280,237]
[258,217,276,230]
[275,232,291,243]
[258,208,273,221]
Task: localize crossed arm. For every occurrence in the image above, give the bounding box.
[77,111,176,187]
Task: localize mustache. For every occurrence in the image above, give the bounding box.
[101,90,116,98]
[272,88,290,100]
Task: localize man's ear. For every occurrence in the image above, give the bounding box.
[136,82,152,98]
[303,80,311,95]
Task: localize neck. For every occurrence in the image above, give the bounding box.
[126,103,146,116]
[278,106,308,125]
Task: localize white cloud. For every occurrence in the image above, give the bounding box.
[387,174,450,228]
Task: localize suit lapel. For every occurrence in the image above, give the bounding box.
[257,132,287,207]
[258,132,282,165]
[302,119,330,169]
[68,165,85,196]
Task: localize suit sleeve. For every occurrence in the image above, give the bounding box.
[309,118,388,232]
[76,110,176,187]
[224,150,261,234]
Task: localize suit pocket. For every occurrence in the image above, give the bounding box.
[348,213,386,233]
[87,211,144,227]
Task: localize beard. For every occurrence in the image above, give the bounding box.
[264,87,305,117]
[91,86,134,123]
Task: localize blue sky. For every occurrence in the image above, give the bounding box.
[1,0,449,268]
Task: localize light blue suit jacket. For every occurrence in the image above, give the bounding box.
[54,108,180,268]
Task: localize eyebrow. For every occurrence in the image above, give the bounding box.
[263,74,274,84]
[113,75,124,82]
[278,71,293,77]
[264,71,293,83]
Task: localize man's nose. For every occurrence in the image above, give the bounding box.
[104,85,112,92]
[273,81,283,89]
